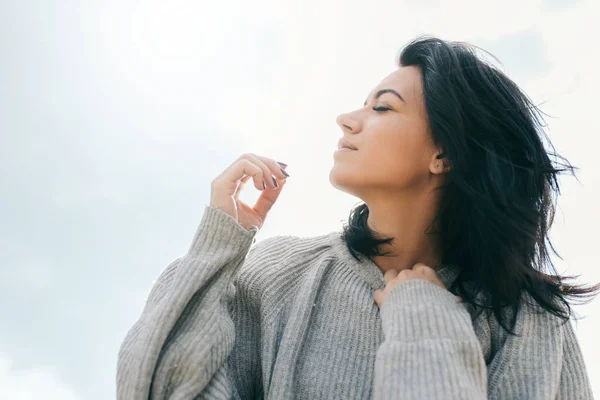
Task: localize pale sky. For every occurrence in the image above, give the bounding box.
[0,0,598,398]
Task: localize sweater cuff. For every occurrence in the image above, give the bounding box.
[186,205,259,259]
[380,279,476,342]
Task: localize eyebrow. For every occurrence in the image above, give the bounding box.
[364,89,406,106]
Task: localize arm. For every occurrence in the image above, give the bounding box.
[486,300,594,400]
[374,280,595,400]
[373,279,487,400]
[116,205,262,400]
[556,318,594,399]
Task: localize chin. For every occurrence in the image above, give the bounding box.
[329,167,359,196]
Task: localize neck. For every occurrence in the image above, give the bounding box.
[365,189,443,275]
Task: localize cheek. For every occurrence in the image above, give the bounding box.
[364,131,428,176]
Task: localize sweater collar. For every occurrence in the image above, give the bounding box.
[327,231,461,292]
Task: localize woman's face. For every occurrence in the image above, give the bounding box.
[330,65,445,199]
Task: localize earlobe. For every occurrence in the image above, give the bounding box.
[436,161,445,173]
[431,154,451,174]
[430,153,444,174]
[439,160,451,173]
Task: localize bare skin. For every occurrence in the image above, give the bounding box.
[210,153,289,231]
[330,66,452,277]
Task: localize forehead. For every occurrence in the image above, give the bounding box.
[373,65,423,105]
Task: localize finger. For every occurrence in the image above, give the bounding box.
[246,153,289,189]
[253,177,287,217]
[237,159,268,191]
[412,262,429,270]
[383,269,398,284]
[226,154,275,191]
[373,289,382,306]
[212,158,264,194]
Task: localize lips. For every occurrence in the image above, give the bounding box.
[337,138,358,150]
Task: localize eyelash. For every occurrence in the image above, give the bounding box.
[373,107,391,112]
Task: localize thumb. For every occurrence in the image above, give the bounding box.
[253,177,287,217]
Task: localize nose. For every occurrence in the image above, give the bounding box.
[336,113,353,132]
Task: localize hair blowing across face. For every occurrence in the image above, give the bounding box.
[340,35,600,336]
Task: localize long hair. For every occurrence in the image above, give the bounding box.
[340,35,600,336]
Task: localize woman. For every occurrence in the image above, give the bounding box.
[117,36,598,399]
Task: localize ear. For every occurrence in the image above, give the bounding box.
[429,152,451,174]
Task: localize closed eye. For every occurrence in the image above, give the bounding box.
[373,107,391,112]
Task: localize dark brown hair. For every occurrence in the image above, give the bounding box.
[340,35,600,336]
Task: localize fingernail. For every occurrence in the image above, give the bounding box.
[277,161,288,167]
[272,176,278,188]
[262,181,266,190]
[280,168,290,177]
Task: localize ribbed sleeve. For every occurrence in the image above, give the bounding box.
[116,221,596,400]
[116,205,259,400]
[374,279,487,399]
[374,279,595,400]
[485,297,594,400]
[556,319,595,399]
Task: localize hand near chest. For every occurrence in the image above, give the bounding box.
[373,262,462,308]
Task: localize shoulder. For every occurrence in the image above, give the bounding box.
[233,231,335,310]
[483,290,593,398]
[240,231,335,273]
[478,290,568,339]
[466,288,571,362]
[479,289,575,364]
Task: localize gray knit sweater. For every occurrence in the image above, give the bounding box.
[116,205,594,399]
